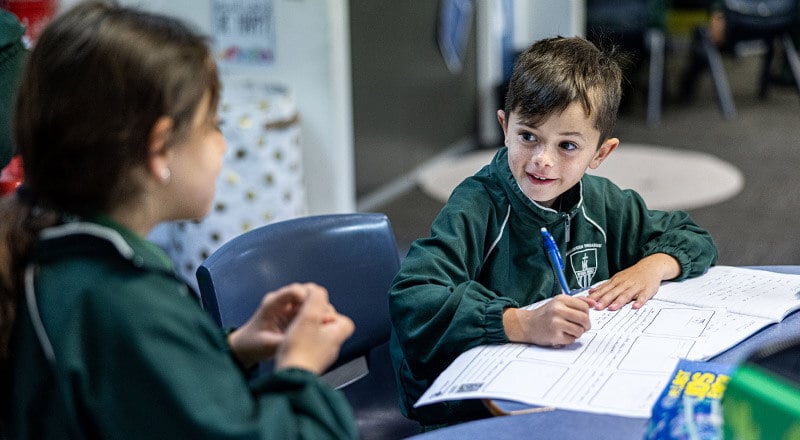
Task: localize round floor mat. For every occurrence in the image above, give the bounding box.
[416,144,744,211]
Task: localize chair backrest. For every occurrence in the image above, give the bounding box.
[724,0,798,38]
[586,0,659,35]
[196,213,400,371]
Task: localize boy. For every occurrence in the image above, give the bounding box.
[388,36,717,429]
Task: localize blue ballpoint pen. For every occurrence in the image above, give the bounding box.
[541,227,571,295]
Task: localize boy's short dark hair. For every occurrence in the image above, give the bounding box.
[503,36,623,145]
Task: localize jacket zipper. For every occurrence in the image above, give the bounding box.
[562,212,571,243]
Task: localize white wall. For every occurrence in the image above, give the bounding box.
[513,0,585,47]
[103,0,355,215]
[476,0,504,148]
[476,0,585,147]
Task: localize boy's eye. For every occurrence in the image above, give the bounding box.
[520,132,537,142]
[560,141,578,151]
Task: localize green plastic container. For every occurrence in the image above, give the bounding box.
[723,337,800,440]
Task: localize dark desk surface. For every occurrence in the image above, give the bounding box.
[406,266,800,440]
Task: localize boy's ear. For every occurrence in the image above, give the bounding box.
[497,110,509,145]
[588,137,619,169]
[147,116,174,181]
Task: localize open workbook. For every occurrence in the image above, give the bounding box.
[414,266,800,418]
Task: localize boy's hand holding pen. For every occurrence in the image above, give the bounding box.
[503,294,595,347]
[498,229,596,347]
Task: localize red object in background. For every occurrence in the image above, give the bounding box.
[1,0,58,44]
[0,155,24,196]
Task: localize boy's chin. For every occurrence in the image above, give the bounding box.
[526,194,557,209]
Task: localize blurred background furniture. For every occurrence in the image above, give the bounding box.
[153,81,307,289]
[586,0,669,126]
[680,0,800,119]
[196,213,420,440]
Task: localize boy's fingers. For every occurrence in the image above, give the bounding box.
[577,296,598,308]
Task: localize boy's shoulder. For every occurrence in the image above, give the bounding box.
[581,173,617,189]
[581,173,642,202]
[446,166,507,210]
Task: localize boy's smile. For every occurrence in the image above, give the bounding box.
[528,173,555,184]
[498,102,618,209]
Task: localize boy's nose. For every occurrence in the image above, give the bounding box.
[531,145,555,167]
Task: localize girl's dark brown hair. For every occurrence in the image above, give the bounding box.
[0,0,219,368]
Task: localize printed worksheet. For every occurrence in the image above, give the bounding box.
[653,266,800,321]
[414,266,800,417]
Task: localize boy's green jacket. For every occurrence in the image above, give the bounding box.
[389,147,718,426]
[7,217,357,439]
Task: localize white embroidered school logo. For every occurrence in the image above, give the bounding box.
[569,249,597,289]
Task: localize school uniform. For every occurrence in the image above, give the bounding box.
[389,146,717,426]
[8,217,357,439]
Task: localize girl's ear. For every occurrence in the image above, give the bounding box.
[147,117,174,183]
[589,137,619,169]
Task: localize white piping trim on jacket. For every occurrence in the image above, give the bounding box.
[483,205,512,266]
[580,205,607,243]
[25,265,56,364]
[23,223,136,366]
[40,222,135,259]
[515,182,559,213]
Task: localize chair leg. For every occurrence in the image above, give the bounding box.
[646,29,665,127]
[781,33,800,99]
[679,27,707,102]
[759,38,775,99]
[699,28,736,119]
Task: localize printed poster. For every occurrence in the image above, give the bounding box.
[212,0,275,67]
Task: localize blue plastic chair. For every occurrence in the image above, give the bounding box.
[196,213,420,439]
[681,0,800,119]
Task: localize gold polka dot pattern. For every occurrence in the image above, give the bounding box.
[159,81,307,286]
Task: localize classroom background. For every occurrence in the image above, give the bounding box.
[3,0,798,276]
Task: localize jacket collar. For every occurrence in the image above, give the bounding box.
[33,216,175,275]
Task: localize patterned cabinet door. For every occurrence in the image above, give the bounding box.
[161,80,308,286]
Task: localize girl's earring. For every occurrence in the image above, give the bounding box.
[160,168,171,185]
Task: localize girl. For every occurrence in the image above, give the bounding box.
[0,1,357,438]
